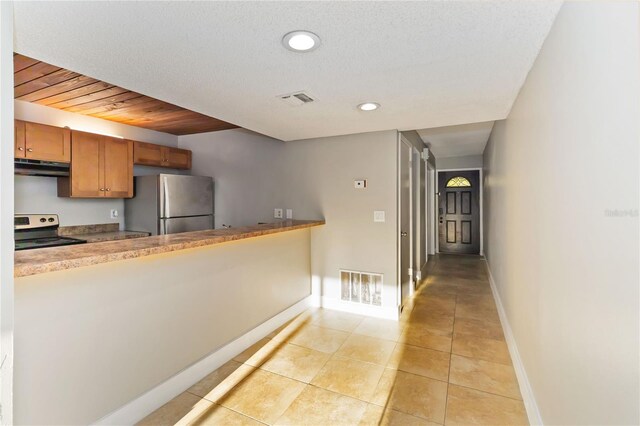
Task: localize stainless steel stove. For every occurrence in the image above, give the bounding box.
[15,214,86,251]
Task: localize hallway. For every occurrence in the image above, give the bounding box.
[140,255,526,425]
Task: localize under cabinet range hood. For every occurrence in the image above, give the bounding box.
[14,158,70,177]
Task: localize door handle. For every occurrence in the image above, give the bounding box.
[401,232,408,237]
[18,147,24,151]
[26,148,33,152]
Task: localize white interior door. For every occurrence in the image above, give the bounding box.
[412,148,421,285]
[427,164,436,255]
[400,139,412,308]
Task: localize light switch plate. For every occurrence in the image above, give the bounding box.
[274,208,283,219]
[354,180,367,189]
[110,209,119,219]
[373,210,385,223]
[286,209,293,219]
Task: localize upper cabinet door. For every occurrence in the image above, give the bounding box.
[133,140,192,169]
[15,120,26,158]
[132,141,163,166]
[24,121,71,163]
[69,131,103,197]
[163,147,192,169]
[103,137,133,198]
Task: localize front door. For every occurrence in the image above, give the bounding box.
[438,170,480,254]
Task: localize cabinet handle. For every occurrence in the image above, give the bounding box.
[106,188,111,192]
[26,148,33,152]
[100,188,105,191]
[18,147,24,151]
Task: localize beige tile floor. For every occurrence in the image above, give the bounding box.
[139,254,528,425]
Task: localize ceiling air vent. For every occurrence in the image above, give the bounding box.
[278,91,316,107]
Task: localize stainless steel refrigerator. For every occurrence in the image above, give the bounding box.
[125,174,214,235]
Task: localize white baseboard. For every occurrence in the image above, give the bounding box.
[484,261,543,425]
[320,296,399,320]
[94,295,314,426]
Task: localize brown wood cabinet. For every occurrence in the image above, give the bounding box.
[164,147,192,169]
[14,120,71,163]
[133,141,191,170]
[58,130,133,198]
[132,141,163,166]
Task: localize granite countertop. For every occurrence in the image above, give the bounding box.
[15,220,324,278]
[70,231,150,243]
[58,223,149,243]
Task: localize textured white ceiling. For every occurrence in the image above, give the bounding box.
[418,121,495,158]
[13,1,561,141]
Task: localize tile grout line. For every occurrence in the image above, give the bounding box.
[154,257,518,425]
[181,389,270,425]
[444,382,527,402]
[442,289,457,426]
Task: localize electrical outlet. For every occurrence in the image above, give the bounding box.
[274,208,283,219]
[286,209,293,219]
[354,180,367,189]
[110,209,119,219]
[373,210,385,223]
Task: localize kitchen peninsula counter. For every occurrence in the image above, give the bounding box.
[58,223,150,243]
[14,219,324,277]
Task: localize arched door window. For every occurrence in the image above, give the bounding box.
[446,176,471,188]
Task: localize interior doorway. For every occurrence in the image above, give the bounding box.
[438,170,481,254]
[427,163,436,256]
[399,138,412,308]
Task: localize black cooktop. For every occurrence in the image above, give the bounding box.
[15,236,86,251]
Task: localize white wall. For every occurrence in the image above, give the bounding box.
[178,129,286,227]
[0,3,15,423]
[15,229,312,425]
[483,3,639,424]
[436,154,483,170]
[14,101,179,228]
[282,130,399,312]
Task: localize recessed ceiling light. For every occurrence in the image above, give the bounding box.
[282,30,320,52]
[358,102,380,111]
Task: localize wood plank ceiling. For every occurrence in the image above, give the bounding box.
[13,53,238,135]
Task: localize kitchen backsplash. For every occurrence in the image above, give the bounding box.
[15,175,125,229]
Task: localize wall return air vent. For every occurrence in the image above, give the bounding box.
[278,91,316,106]
[340,270,382,306]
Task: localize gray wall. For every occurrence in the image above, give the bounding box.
[436,154,483,170]
[178,129,286,228]
[14,101,179,228]
[282,130,399,309]
[179,128,402,310]
[15,176,126,228]
[483,2,639,424]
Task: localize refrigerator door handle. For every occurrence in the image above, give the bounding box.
[161,177,170,220]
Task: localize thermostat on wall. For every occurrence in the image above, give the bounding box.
[354,180,367,189]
